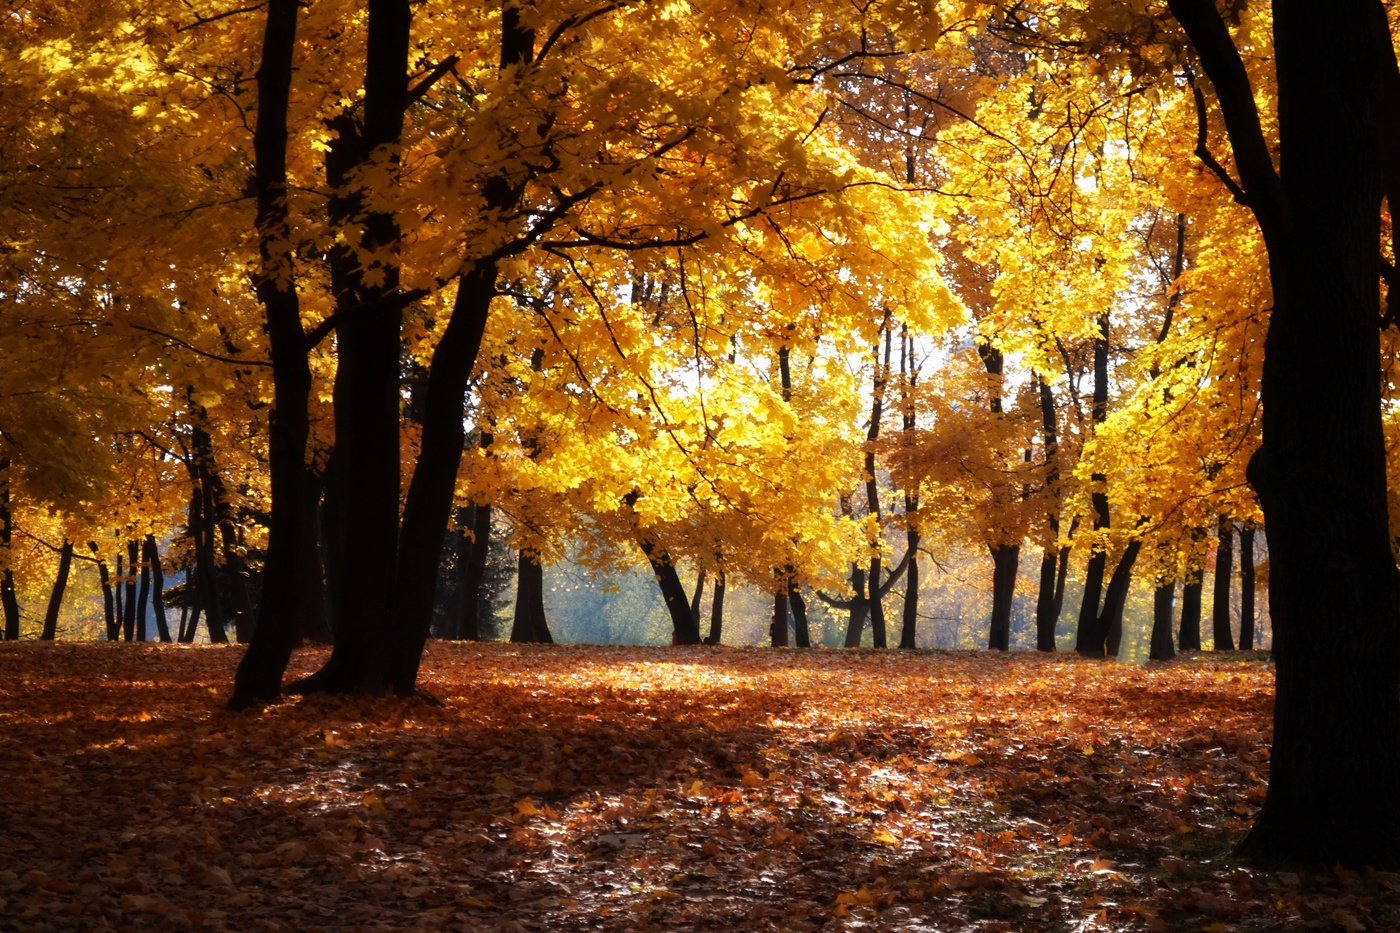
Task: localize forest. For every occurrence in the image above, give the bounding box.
[4,0,1400,919]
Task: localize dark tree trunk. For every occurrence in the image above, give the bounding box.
[113,553,124,638]
[1212,515,1236,651]
[228,0,312,707]
[1150,581,1177,661]
[459,499,493,642]
[1239,523,1257,650]
[641,542,701,645]
[92,543,117,641]
[1035,546,1059,651]
[1171,0,1400,866]
[0,457,18,640]
[868,556,887,648]
[987,544,1019,651]
[770,582,789,647]
[690,567,706,629]
[145,535,170,643]
[40,540,74,641]
[789,579,810,647]
[705,569,725,645]
[296,467,332,644]
[1101,539,1141,658]
[1075,317,1112,656]
[1178,568,1204,650]
[843,565,869,647]
[135,539,151,643]
[123,540,139,642]
[510,552,553,644]
[863,320,891,649]
[900,520,920,650]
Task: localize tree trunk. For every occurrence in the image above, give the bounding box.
[690,567,707,630]
[641,541,701,645]
[1075,317,1112,656]
[770,582,789,647]
[1178,568,1203,650]
[124,540,139,641]
[1150,581,1176,661]
[1212,515,1236,650]
[114,553,124,639]
[900,522,920,650]
[135,539,151,643]
[459,499,492,642]
[1035,546,1059,651]
[705,569,725,645]
[1239,522,1257,650]
[987,543,1019,650]
[145,535,171,643]
[1101,539,1141,658]
[843,565,869,647]
[40,539,73,640]
[789,579,810,648]
[91,543,117,641]
[296,467,332,644]
[227,0,312,707]
[1171,0,1400,866]
[510,551,553,644]
[867,556,887,648]
[0,456,18,640]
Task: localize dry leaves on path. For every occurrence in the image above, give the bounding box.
[1,642,1396,931]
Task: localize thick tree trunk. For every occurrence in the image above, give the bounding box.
[867,556,887,648]
[641,542,702,645]
[705,569,726,645]
[1172,0,1400,866]
[228,0,313,707]
[1212,516,1236,650]
[1150,581,1176,661]
[1239,523,1257,650]
[510,551,553,644]
[900,523,920,650]
[1101,539,1141,658]
[690,567,706,631]
[770,582,788,647]
[789,580,810,648]
[40,539,73,641]
[987,544,1019,650]
[843,565,869,647]
[296,468,332,644]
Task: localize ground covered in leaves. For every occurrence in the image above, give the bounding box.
[2,643,1397,932]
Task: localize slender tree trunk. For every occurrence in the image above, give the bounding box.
[1075,317,1113,656]
[92,543,117,641]
[900,520,920,650]
[114,553,124,639]
[145,535,171,643]
[135,539,151,643]
[844,565,869,647]
[0,457,18,640]
[123,540,139,642]
[1239,522,1257,651]
[228,0,311,707]
[641,540,701,644]
[1150,581,1177,661]
[1101,539,1141,658]
[863,319,891,650]
[40,540,73,641]
[1178,567,1204,650]
[1212,515,1236,651]
[1035,546,1059,651]
[705,569,725,645]
[690,567,707,630]
[459,498,492,641]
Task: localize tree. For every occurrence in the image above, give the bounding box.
[1167,0,1400,866]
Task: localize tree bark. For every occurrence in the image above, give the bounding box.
[1075,316,1112,657]
[900,518,920,650]
[228,0,312,707]
[40,539,73,640]
[91,543,117,641]
[1150,581,1176,661]
[0,456,18,640]
[1211,515,1236,650]
[1035,546,1059,651]
[123,540,139,642]
[460,498,493,642]
[145,535,171,643]
[135,538,151,643]
[1101,539,1141,658]
[1178,566,1203,650]
[1239,522,1257,650]
[843,565,869,647]
[705,569,725,645]
[789,579,810,648]
[770,581,789,647]
[987,544,1019,650]
[510,551,553,644]
[1171,0,1400,866]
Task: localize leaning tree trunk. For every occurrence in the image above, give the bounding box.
[91,543,117,640]
[1171,0,1400,866]
[40,539,74,641]
[705,569,726,645]
[145,535,171,643]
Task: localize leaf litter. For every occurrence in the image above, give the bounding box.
[1,642,1397,931]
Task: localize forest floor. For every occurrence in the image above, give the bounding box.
[1,642,1396,932]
